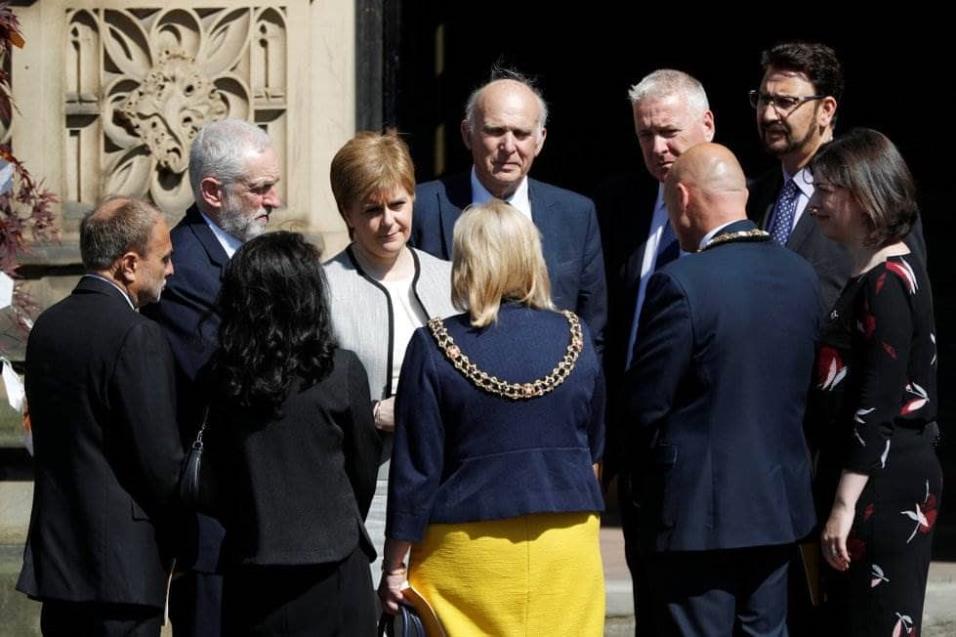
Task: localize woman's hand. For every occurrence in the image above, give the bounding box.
[821,502,854,571]
[821,470,868,572]
[378,565,407,614]
[374,397,396,432]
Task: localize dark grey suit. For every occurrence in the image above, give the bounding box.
[18,276,183,631]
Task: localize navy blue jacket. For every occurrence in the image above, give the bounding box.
[411,172,607,354]
[386,304,605,542]
[141,205,226,572]
[626,220,819,552]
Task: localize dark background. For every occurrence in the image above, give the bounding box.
[366,4,954,554]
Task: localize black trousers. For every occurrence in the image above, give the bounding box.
[40,600,162,637]
[169,571,223,637]
[222,546,377,636]
[619,474,658,637]
[648,545,792,637]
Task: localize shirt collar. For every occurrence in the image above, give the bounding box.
[470,166,532,219]
[83,273,135,310]
[699,220,740,251]
[783,166,814,200]
[200,211,243,259]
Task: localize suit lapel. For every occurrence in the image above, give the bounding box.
[439,173,472,258]
[528,179,563,284]
[786,207,816,252]
[748,170,783,229]
[183,205,230,274]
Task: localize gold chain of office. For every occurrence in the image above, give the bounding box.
[427,310,584,400]
[701,228,771,251]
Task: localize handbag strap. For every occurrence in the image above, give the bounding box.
[191,404,210,449]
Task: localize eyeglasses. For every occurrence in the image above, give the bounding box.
[748,90,826,113]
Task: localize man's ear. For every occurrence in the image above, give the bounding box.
[460,119,473,151]
[534,127,547,156]
[199,176,225,211]
[702,111,715,143]
[677,182,691,212]
[116,251,139,285]
[817,97,837,130]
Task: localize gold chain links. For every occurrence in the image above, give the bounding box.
[427,310,584,400]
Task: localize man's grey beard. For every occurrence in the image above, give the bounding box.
[219,205,266,243]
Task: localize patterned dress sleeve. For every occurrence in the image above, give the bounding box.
[844,260,920,474]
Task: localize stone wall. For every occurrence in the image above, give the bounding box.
[1,2,357,630]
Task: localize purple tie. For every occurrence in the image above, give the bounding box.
[769,178,799,245]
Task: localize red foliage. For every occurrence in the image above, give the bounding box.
[0,3,60,336]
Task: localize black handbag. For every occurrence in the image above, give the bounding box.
[379,606,426,637]
[179,405,209,508]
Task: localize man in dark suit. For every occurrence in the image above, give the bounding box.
[626,144,819,637]
[596,69,714,636]
[18,197,182,636]
[746,42,924,314]
[141,118,280,636]
[411,69,607,350]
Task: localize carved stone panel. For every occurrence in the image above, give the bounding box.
[63,6,290,214]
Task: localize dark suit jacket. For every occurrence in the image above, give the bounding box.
[411,172,607,352]
[141,204,227,573]
[747,168,927,315]
[626,220,819,553]
[593,174,660,481]
[17,276,183,608]
[203,349,382,566]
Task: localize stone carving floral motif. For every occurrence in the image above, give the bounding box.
[66,6,288,212]
[118,48,228,174]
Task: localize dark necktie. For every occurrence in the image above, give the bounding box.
[768,178,799,245]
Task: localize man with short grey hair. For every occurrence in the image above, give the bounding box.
[142,117,280,636]
[18,197,181,636]
[598,68,715,637]
[412,67,607,352]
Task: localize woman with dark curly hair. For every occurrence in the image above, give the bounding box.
[808,129,941,636]
[202,231,381,636]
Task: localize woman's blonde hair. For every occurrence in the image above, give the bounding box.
[451,200,553,327]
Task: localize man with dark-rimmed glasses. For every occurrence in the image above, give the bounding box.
[746,42,924,316]
[746,42,848,314]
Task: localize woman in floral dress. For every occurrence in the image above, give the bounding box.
[809,128,941,637]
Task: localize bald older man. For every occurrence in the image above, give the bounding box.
[412,69,606,351]
[624,144,820,637]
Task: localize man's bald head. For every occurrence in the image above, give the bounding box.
[461,72,549,199]
[664,143,749,250]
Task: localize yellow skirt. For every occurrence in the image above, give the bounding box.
[408,512,604,637]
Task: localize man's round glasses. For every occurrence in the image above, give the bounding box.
[748,90,825,113]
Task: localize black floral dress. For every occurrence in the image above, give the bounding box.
[810,254,942,637]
